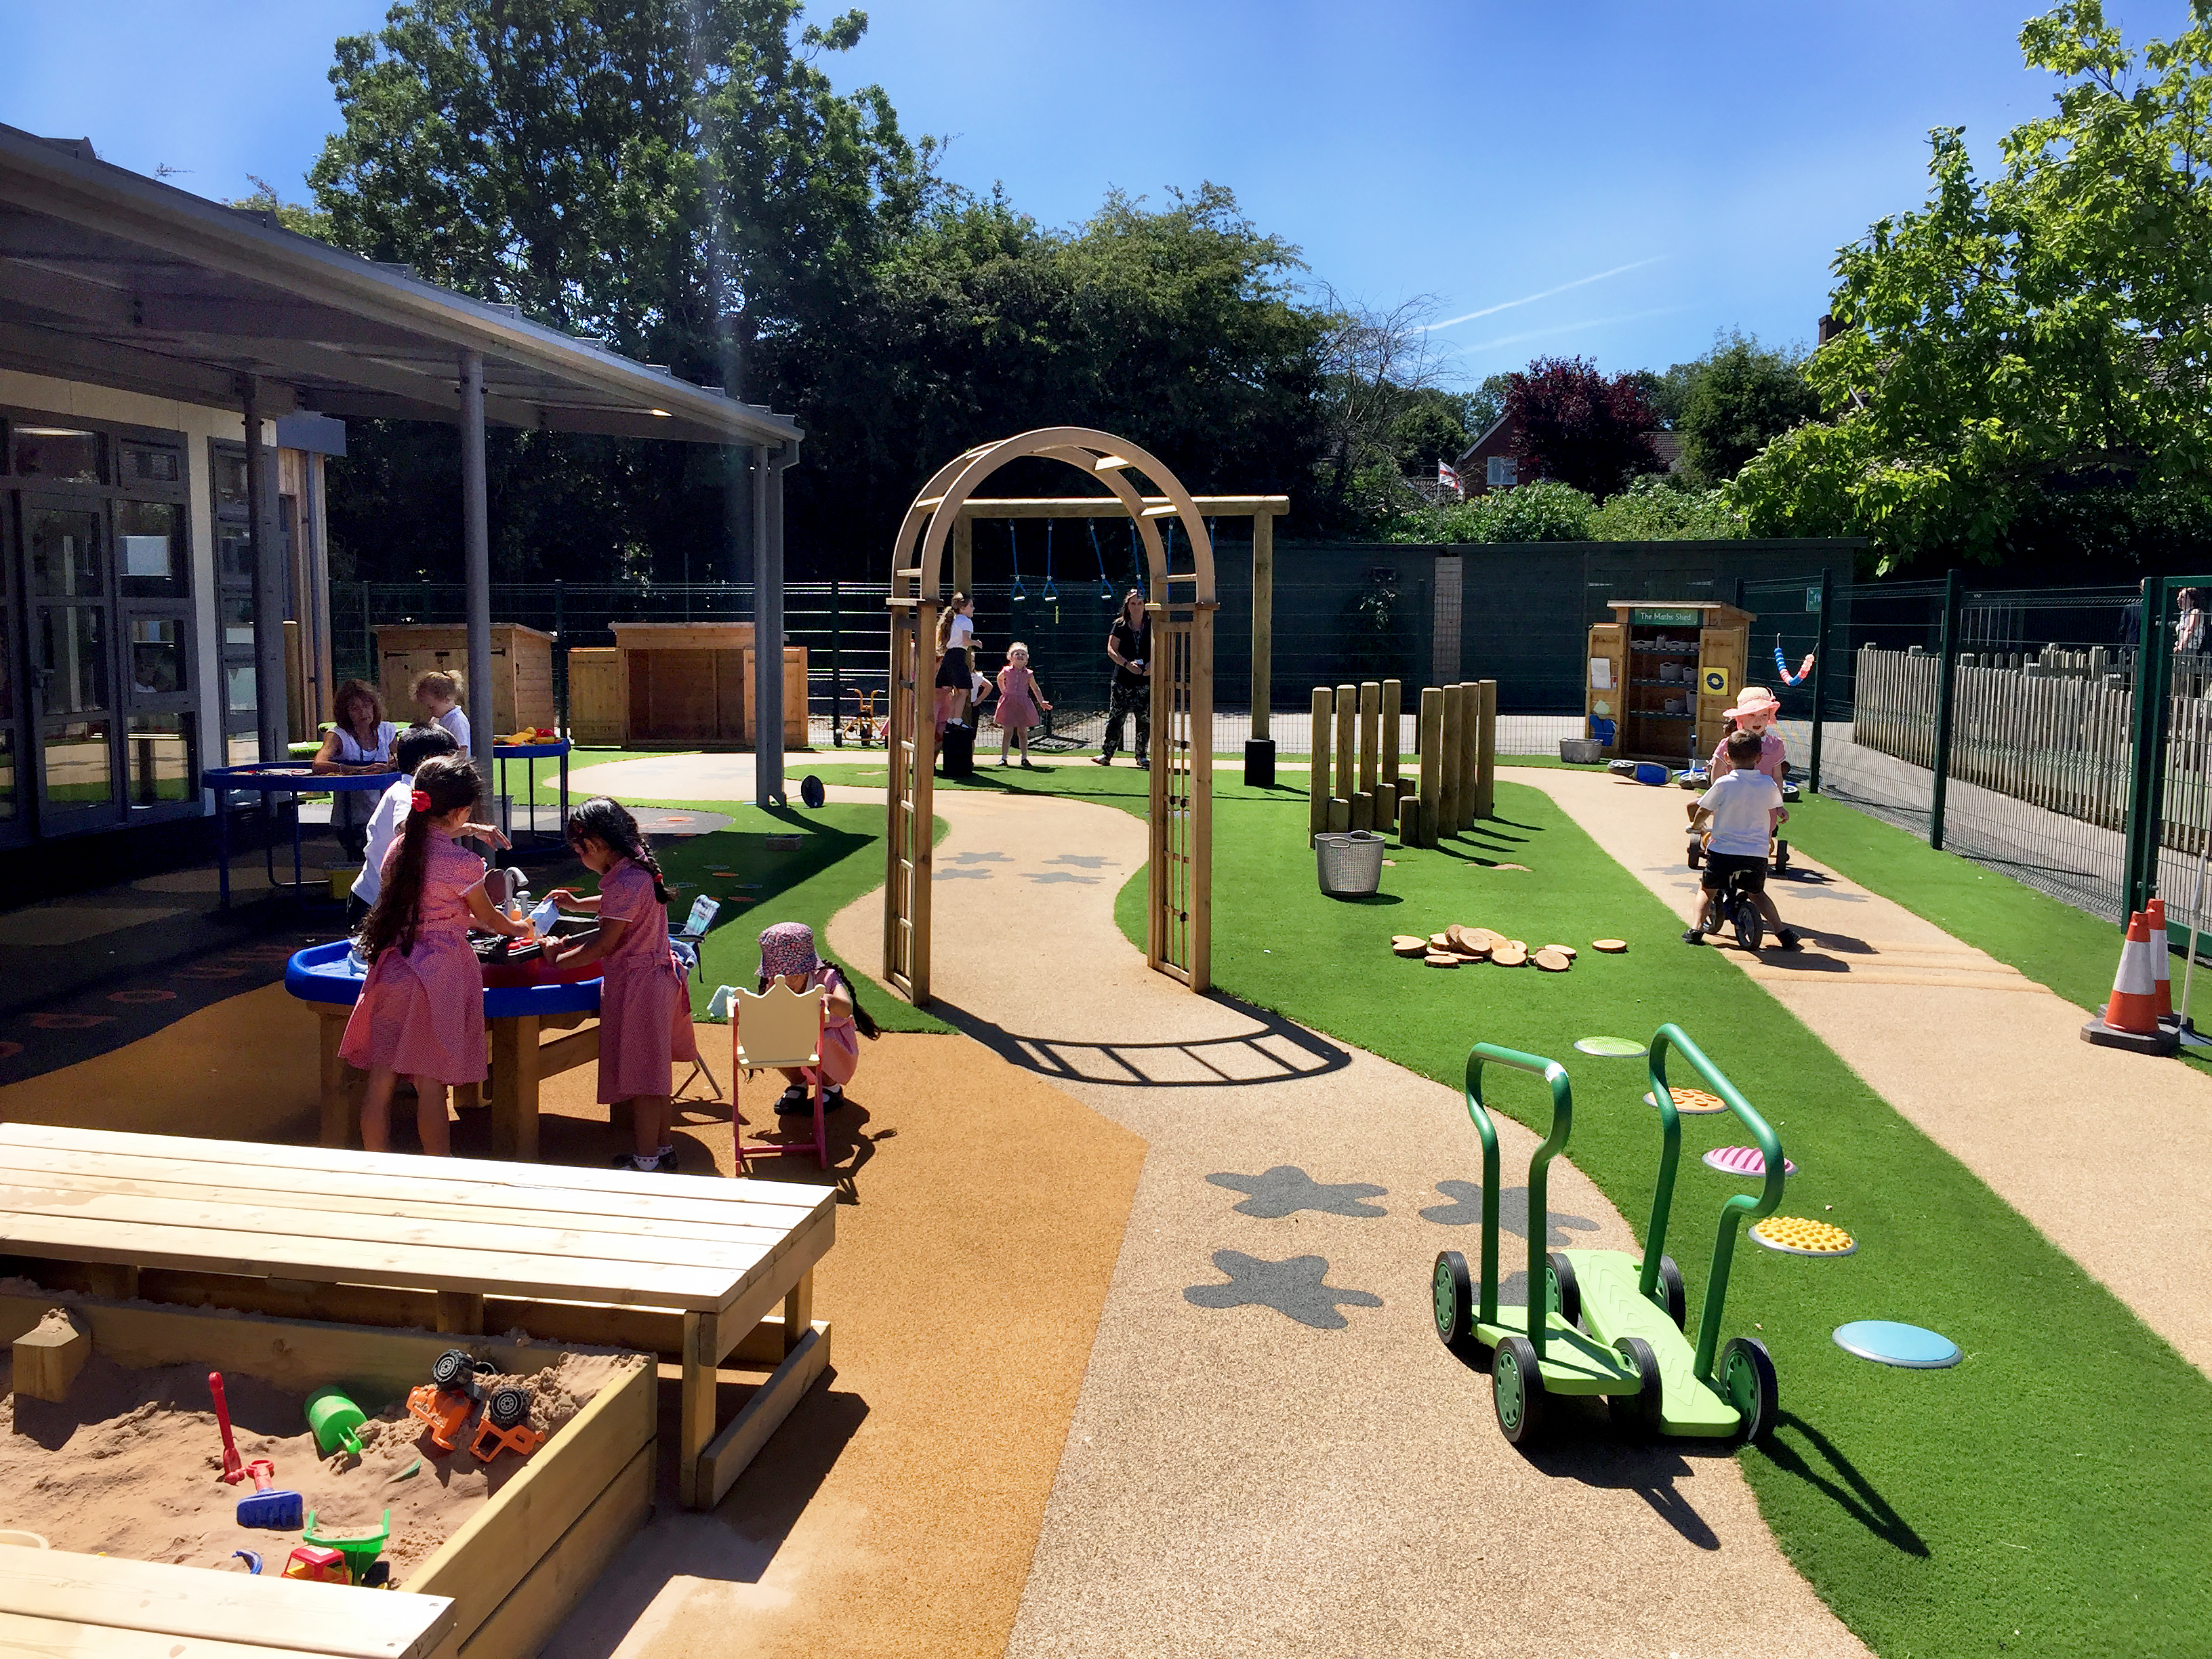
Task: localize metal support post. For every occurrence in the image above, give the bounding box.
[243,377,287,762]
[2124,577,2184,917]
[1807,566,1832,794]
[830,575,843,746]
[1245,510,1275,785]
[553,579,568,739]
[459,350,496,809]
[1928,569,1962,851]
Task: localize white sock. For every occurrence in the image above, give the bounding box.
[630,1153,659,1170]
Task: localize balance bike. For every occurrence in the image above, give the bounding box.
[1431,1026,1784,1446]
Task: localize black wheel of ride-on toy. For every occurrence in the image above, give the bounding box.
[1544,1250,1582,1328]
[1651,1254,1687,1331]
[1432,1250,1477,1354]
[1719,1336,1779,1445]
[1614,1336,1665,1437]
[485,1386,531,1433]
[1493,1335,1547,1446]
[1729,888,1764,951]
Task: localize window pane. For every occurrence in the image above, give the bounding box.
[117,499,185,597]
[126,714,192,805]
[226,661,257,714]
[35,606,107,714]
[130,617,185,696]
[0,729,18,821]
[26,508,102,598]
[222,596,255,647]
[212,447,249,509]
[122,443,182,487]
[12,426,103,483]
[41,718,113,808]
[226,731,259,766]
[219,528,255,586]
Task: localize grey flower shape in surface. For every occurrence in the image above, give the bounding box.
[1207,1166,1387,1219]
[1183,1251,1383,1330]
[1025,871,1099,884]
[948,850,1012,863]
[1419,1182,1599,1245]
[1048,854,1113,869]
[935,866,994,880]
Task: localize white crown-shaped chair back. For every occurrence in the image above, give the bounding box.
[733,981,825,1070]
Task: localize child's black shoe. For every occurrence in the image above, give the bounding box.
[1776,928,1803,951]
[775,1084,813,1115]
[1681,926,1706,945]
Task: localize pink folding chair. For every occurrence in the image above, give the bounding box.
[731,981,830,1174]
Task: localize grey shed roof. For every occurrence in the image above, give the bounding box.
[0,123,800,449]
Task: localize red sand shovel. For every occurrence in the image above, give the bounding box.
[209,1371,246,1485]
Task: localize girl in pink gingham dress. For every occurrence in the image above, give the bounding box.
[340,754,528,1155]
[992,642,1053,768]
[544,798,697,1172]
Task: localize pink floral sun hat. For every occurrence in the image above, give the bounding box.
[758,922,822,979]
[1729,685,1782,722]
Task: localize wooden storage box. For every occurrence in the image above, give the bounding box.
[377,624,556,737]
[609,622,807,749]
[1586,600,1750,764]
[0,1292,654,1659]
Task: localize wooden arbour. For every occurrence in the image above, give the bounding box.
[884,428,1218,1006]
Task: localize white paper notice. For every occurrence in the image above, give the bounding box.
[1589,657,1614,691]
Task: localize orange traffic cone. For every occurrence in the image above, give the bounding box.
[2083,911,2178,1054]
[2148,898,2175,1024]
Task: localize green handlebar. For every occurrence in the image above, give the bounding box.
[1644,1024,1785,1382]
[1467,1042,1574,1359]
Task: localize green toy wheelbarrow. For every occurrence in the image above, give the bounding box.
[1431,1025,1784,1446]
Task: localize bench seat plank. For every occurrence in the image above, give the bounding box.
[0,1551,453,1659]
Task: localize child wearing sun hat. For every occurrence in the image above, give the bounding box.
[751,922,878,1115]
[1709,684,1787,781]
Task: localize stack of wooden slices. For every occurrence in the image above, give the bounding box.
[1389,928,1584,972]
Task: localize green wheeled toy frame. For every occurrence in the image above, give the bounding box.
[1429,1023,1785,1447]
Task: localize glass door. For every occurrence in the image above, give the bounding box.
[22,495,122,830]
[0,494,23,846]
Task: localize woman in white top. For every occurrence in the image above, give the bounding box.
[312,680,400,861]
[933,592,977,735]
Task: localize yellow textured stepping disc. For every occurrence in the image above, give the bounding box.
[1751,1216,1858,1256]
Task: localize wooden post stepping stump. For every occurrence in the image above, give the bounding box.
[1591,939,1629,954]
[12,1307,88,1401]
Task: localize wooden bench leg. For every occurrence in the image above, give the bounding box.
[491,1015,541,1162]
[782,1269,813,1357]
[318,1010,352,1148]
[679,1310,721,1510]
[436,1292,485,1335]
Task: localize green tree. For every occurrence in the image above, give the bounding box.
[1675,331,1816,485]
[232,176,331,241]
[1729,1,2212,573]
[1389,389,1473,474]
[1387,477,1595,544]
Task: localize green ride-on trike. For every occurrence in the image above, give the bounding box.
[1430,1023,1785,1447]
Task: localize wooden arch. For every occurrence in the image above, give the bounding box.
[883,428,1216,1005]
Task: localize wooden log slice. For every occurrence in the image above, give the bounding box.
[1469,926,1510,949]
[1591,939,1629,954]
[1444,926,1490,959]
[1392,937,1429,958]
[1532,947,1572,972]
[1429,933,1455,951]
[1424,952,1461,968]
[1490,942,1529,967]
[1540,943,1578,959]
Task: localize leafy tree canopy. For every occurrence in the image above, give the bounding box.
[1676,330,1817,487]
[1729,1,2212,574]
[1505,356,1660,500]
[1587,474,1746,540]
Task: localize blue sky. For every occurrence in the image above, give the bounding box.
[0,1,2162,386]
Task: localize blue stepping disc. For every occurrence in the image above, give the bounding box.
[1832,1320,1961,1369]
[1574,1036,1647,1058]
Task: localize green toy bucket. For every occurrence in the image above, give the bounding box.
[303,1508,388,1584]
[304,1387,366,1457]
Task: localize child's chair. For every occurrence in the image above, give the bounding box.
[731,981,828,1174]
[674,896,720,980]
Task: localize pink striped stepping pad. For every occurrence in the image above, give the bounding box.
[1702,1145,1796,1178]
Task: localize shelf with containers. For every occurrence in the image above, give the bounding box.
[1584,601,1750,764]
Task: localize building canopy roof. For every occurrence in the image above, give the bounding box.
[0,124,800,449]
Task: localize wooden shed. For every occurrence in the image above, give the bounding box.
[375,622,555,736]
[575,622,807,749]
[1586,600,1752,764]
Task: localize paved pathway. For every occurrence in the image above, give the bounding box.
[1509,764,2212,1380]
[823,773,1864,1659]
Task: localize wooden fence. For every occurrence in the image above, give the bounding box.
[1850,645,2212,851]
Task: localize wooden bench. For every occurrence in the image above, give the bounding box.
[0,1547,454,1659]
[0,1124,834,1510]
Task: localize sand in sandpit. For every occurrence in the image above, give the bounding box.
[0,1330,634,1578]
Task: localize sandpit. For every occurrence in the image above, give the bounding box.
[0,1326,626,1578]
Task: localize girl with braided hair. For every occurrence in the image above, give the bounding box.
[546,797,699,1171]
[340,754,527,1154]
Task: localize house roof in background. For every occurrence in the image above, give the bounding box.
[0,124,800,449]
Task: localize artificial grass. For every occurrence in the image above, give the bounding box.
[1105,779,2212,1659]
